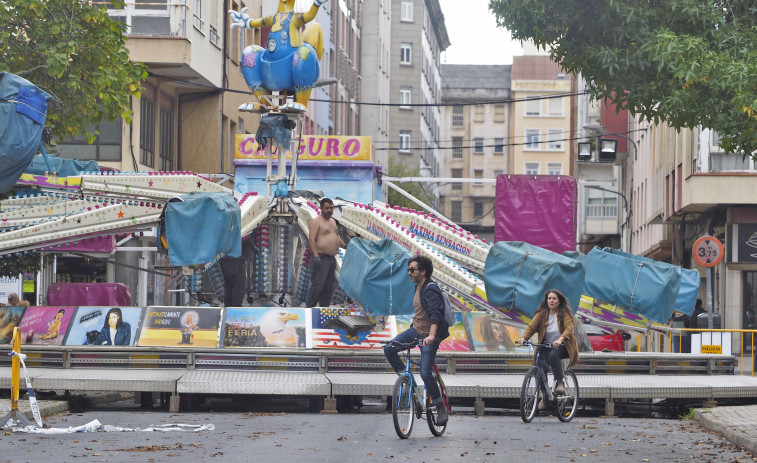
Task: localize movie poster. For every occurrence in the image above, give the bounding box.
[18,306,74,345]
[395,312,470,352]
[312,308,396,349]
[64,307,143,346]
[138,307,221,347]
[465,312,519,352]
[0,306,25,344]
[222,307,310,348]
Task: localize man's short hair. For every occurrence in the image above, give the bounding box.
[409,255,433,278]
[320,198,333,208]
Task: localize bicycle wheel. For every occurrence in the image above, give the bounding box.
[427,376,448,436]
[392,376,415,438]
[556,370,579,422]
[520,367,541,423]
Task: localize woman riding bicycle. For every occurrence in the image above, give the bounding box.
[517,289,579,407]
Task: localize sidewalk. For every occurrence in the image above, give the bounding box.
[1,392,128,426]
[695,405,757,455]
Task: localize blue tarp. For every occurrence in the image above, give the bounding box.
[484,241,585,316]
[0,72,52,193]
[24,155,100,177]
[159,192,241,266]
[338,238,415,316]
[583,247,680,324]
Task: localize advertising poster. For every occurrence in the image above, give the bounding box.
[312,308,396,349]
[64,307,143,346]
[465,312,519,352]
[138,307,221,347]
[222,307,311,348]
[0,306,25,344]
[395,313,471,352]
[0,275,22,305]
[18,306,75,345]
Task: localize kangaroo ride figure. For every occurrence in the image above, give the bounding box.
[229,0,326,113]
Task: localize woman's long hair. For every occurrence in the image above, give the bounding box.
[101,308,123,330]
[534,289,572,318]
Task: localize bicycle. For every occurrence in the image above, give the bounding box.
[387,339,450,439]
[519,340,579,423]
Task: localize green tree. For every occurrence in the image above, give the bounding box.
[387,157,432,210]
[0,0,147,143]
[489,0,757,156]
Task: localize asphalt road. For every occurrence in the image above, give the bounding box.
[1,405,754,462]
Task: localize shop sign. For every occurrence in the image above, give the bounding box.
[235,134,372,161]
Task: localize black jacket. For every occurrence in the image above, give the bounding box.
[418,278,450,341]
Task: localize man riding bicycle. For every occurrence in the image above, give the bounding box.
[383,255,450,425]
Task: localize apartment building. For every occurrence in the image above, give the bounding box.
[509,55,573,177]
[439,65,511,238]
[386,0,449,206]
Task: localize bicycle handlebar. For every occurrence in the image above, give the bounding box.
[518,340,554,349]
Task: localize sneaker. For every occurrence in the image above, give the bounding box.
[554,380,566,396]
[432,399,448,426]
[538,397,548,411]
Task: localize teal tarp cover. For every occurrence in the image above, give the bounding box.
[160,192,241,266]
[25,155,99,177]
[484,241,585,317]
[338,238,415,316]
[583,247,680,323]
[0,72,52,193]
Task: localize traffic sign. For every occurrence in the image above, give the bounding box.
[692,236,723,267]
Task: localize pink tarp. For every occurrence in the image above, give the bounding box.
[495,175,577,253]
[47,283,132,306]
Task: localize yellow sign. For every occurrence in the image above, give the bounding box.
[701,345,722,354]
[235,134,372,161]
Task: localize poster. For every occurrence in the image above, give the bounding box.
[138,307,221,347]
[64,307,143,346]
[0,306,25,344]
[222,307,310,348]
[0,275,22,305]
[465,312,519,352]
[395,313,471,352]
[312,308,396,349]
[18,306,75,345]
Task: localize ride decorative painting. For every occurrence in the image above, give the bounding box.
[138,307,222,348]
[18,306,74,345]
[222,307,310,348]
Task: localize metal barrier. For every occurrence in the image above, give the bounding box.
[659,329,757,375]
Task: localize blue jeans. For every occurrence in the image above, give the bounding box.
[383,327,441,401]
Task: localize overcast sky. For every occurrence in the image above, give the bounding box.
[438,0,523,65]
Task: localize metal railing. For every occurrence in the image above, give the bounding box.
[660,328,757,375]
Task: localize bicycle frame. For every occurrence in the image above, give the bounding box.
[393,340,448,414]
[528,342,555,401]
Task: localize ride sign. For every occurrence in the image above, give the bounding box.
[692,236,724,267]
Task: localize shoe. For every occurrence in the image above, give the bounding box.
[538,397,548,411]
[554,380,566,396]
[432,399,448,426]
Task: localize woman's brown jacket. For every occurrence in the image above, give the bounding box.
[522,309,579,368]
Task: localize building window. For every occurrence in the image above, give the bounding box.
[139,83,156,167]
[399,130,411,152]
[494,104,505,123]
[474,138,484,154]
[159,92,174,171]
[400,86,412,109]
[401,0,413,21]
[525,162,539,175]
[547,162,562,175]
[586,189,618,218]
[58,118,122,162]
[452,105,464,127]
[474,104,485,123]
[193,0,203,31]
[546,129,563,150]
[400,43,412,65]
[474,202,484,217]
[494,138,504,154]
[473,169,483,185]
[547,97,563,117]
[493,169,504,177]
[452,137,463,159]
[525,96,540,116]
[525,129,540,150]
[451,201,462,222]
[451,168,463,190]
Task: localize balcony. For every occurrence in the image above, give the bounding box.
[104,1,187,39]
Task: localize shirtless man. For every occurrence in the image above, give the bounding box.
[306,198,346,307]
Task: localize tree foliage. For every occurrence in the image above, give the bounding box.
[0,0,147,143]
[489,0,757,156]
[387,157,432,210]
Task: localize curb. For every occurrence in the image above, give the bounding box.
[694,408,757,456]
[2,392,128,424]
